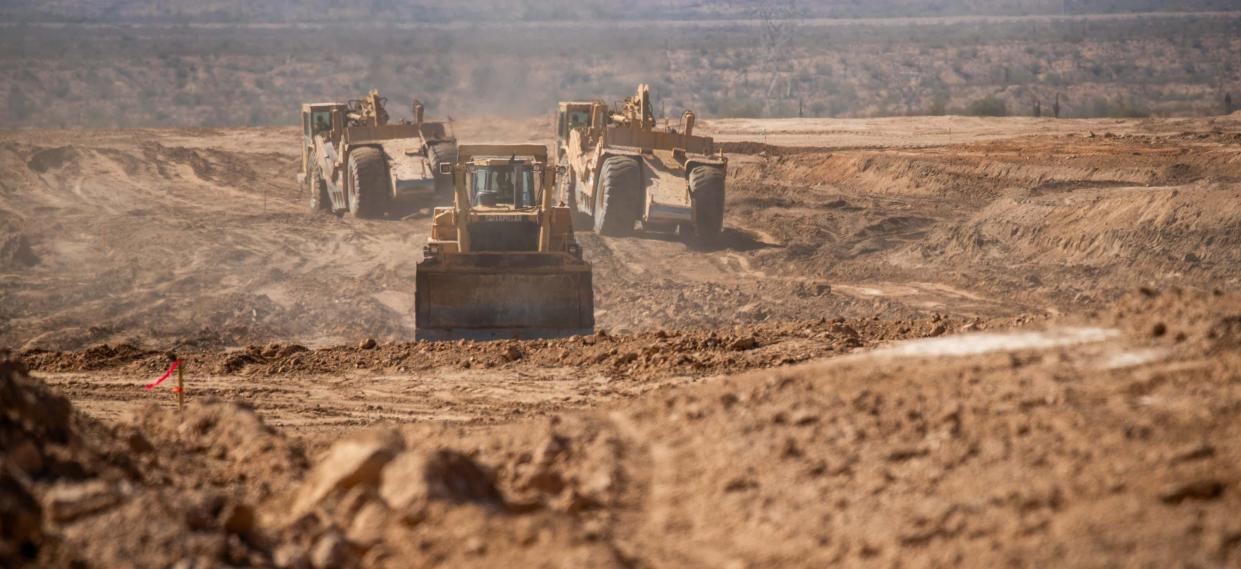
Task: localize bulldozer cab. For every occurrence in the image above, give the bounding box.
[301,103,350,157]
[468,159,538,209]
[300,103,348,181]
[557,102,598,142]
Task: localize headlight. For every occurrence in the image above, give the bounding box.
[423,243,441,258]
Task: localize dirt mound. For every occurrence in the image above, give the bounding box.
[22,315,969,383]
[0,350,304,568]
[927,183,1241,269]
[25,146,80,174]
[0,351,133,567]
[126,398,308,502]
[142,141,263,187]
[263,423,636,568]
[1109,287,1241,350]
[261,290,1241,568]
[718,141,822,156]
[20,343,160,372]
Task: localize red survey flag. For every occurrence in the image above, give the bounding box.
[144,360,181,391]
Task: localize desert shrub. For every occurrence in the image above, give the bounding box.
[715,96,764,118]
[1078,96,1150,118]
[963,95,1008,116]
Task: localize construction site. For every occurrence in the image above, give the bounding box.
[3,2,1241,568]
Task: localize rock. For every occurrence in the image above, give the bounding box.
[1151,322,1167,338]
[830,323,859,339]
[791,410,819,426]
[723,475,758,493]
[7,439,42,473]
[0,464,43,561]
[358,338,377,350]
[729,336,758,351]
[273,543,309,569]
[346,500,391,548]
[221,502,255,535]
[43,479,122,523]
[280,344,309,358]
[1169,442,1215,464]
[501,345,523,362]
[464,536,486,555]
[184,492,227,530]
[291,429,404,518]
[379,449,503,518]
[126,431,154,454]
[1160,478,1226,504]
[310,530,352,569]
[552,487,600,513]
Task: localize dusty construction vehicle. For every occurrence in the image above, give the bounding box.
[557,84,727,240]
[298,90,457,217]
[414,144,594,341]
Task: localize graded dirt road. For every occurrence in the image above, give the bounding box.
[3,113,1241,568]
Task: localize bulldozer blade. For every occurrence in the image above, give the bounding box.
[414,253,594,341]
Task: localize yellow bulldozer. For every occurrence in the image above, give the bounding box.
[414,144,594,341]
[557,84,727,241]
[298,89,457,218]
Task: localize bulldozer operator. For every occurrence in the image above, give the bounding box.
[313,114,330,135]
[495,172,515,203]
[474,167,523,207]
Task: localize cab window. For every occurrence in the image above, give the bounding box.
[471,166,536,207]
[567,110,590,131]
[311,111,332,135]
[559,110,591,139]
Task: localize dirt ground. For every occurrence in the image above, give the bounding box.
[2,113,1241,567]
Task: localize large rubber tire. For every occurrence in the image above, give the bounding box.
[559,160,593,231]
[309,166,330,213]
[594,155,641,236]
[689,165,726,242]
[428,141,457,193]
[347,147,390,219]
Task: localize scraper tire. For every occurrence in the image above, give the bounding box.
[594,155,640,236]
[348,146,390,219]
[689,165,725,243]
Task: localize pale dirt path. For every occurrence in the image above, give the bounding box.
[702,114,1236,149]
[35,359,718,441]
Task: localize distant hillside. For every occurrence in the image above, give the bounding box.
[2,8,1238,127]
[2,0,1239,23]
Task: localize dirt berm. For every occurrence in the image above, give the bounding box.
[0,351,307,568]
[6,289,1239,568]
[256,289,1241,568]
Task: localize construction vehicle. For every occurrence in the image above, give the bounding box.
[298,89,457,218]
[414,144,594,341]
[557,84,727,241]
